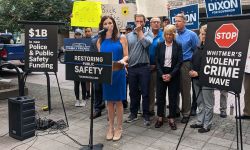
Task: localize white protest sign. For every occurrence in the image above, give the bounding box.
[102,4,136,29]
[245,40,250,73]
[136,0,168,17]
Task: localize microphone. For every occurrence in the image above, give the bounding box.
[98,28,108,35]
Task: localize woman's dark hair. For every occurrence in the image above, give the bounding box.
[98,15,119,42]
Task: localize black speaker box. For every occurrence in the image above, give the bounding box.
[8,96,36,140]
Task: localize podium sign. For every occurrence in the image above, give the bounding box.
[200,18,250,93]
[65,51,112,84]
[25,25,58,72]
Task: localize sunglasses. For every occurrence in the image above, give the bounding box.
[120,32,126,34]
[75,33,81,36]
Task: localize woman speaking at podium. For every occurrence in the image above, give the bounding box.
[97,16,128,141]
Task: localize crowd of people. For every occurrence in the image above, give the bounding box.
[69,13,250,141]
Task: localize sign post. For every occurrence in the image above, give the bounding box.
[18,20,68,125]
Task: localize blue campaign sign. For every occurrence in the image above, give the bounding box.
[64,38,92,52]
[205,0,242,17]
[127,21,150,32]
[170,4,199,30]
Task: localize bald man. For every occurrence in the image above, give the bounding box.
[148,17,164,116]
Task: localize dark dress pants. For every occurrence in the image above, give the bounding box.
[128,65,150,116]
[156,68,179,118]
[191,78,197,111]
[122,74,128,108]
[92,83,104,113]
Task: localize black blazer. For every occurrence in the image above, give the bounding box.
[156,40,183,78]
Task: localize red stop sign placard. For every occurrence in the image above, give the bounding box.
[215,23,239,48]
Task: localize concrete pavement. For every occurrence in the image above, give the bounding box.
[0,82,250,150]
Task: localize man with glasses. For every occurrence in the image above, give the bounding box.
[120,27,127,35]
[148,17,164,117]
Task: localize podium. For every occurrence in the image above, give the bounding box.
[65,51,112,150]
